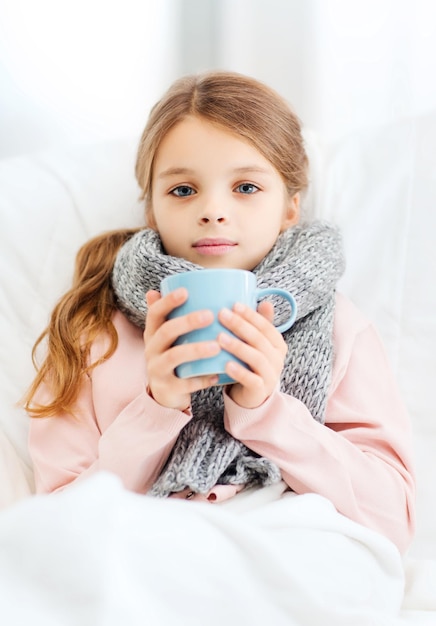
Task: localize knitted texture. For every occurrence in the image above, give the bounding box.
[111,222,345,496]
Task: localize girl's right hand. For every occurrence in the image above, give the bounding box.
[143,288,220,411]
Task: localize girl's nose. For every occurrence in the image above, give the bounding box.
[198,200,228,224]
[199,214,227,224]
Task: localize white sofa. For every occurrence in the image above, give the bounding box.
[1,114,436,621]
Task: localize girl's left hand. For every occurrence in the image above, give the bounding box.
[217,302,288,409]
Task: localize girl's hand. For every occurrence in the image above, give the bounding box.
[217,302,288,409]
[144,289,220,411]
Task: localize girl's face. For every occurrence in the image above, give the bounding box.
[149,116,299,271]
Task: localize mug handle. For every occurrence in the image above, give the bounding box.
[255,288,297,333]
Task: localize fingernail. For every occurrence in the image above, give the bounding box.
[206,341,220,352]
[173,287,186,299]
[199,310,214,323]
[227,361,238,374]
[234,302,245,313]
[219,333,231,346]
[220,308,232,321]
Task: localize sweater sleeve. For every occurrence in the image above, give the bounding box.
[223,294,416,553]
[28,312,192,495]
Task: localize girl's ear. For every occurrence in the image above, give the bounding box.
[280,193,300,231]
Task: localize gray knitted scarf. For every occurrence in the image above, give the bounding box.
[112,222,345,497]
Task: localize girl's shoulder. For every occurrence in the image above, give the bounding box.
[112,309,144,337]
[332,291,378,373]
[334,292,371,333]
[89,309,144,367]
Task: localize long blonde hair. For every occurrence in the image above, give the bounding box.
[24,70,309,418]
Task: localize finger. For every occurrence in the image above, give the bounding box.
[180,373,220,393]
[218,331,277,377]
[146,288,216,340]
[225,359,260,386]
[218,305,283,351]
[148,370,219,411]
[233,303,286,353]
[159,339,221,373]
[145,289,162,307]
[257,300,274,323]
[149,309,215,355]
[145,287,193,339]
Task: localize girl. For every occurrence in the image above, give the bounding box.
[24,71,415,557]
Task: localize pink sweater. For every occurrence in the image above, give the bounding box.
[28,293,415,553]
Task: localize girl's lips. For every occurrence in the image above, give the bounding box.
[192,239,237,256]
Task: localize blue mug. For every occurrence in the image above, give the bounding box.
[160,269,297,384]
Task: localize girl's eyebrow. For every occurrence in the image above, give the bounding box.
[157,165,272,179]
[232,166,272,176]
[157,167,195,179]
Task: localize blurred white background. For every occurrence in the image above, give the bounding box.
[1,0,436,158]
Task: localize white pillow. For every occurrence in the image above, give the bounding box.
[0,138,143,502]
[320,111,436,558]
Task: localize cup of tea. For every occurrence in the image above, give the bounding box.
[160,268,297,384]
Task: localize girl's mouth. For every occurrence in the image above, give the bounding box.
[192,238,237,256]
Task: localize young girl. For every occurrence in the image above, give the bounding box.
[24,71,415,557]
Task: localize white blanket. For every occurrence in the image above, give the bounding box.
[0,472,424,626]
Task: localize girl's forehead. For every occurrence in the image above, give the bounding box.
[160,115,243,145]
[154,116,270,170]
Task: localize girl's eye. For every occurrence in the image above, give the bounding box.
[170,185,196,197]
[235,183,259,194]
